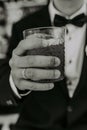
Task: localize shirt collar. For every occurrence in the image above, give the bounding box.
[49,1,87,25]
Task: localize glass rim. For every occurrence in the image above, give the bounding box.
[23,26,60,35]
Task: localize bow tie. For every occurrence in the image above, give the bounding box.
[54,13,87,27]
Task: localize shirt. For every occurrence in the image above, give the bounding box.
[10,1,87,98]
[49,1,87,97]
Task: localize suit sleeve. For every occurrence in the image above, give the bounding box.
[0,23,24,106]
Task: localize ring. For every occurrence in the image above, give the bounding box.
[22,68,27,79]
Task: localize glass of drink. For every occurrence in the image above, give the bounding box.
[23,27,65,82]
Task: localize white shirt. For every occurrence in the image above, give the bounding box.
[10,1,87,98]
[49,1,87,97]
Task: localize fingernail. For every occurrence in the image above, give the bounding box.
[55,58,60,67]
[55,70,61,78]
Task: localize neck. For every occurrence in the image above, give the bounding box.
[53,0,84,16]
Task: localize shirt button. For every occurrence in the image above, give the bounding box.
[66,28,69,34]
[69,37,71,40]
[69,60,72,64]
[67,106,73,112]
[67,80,72,85]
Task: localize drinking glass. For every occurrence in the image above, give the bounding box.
[23,27,65,82]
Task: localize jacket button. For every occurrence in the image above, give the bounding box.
[67,106,72,112]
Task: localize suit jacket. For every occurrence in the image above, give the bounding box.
[7,5,87,130]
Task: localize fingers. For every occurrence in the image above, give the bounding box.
[9,53,60,68]
[14,35,44,56]
[9,36,61,92]
[13,34,58,56]
[12,75,54,91]
[21,80,54,91]
[11,68,61,81]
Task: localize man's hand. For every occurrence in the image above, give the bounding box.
[9,35,61,91]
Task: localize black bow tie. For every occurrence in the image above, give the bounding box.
[54,13,87,27]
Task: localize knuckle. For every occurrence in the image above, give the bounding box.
[12,59,17,67]
[12,49,16,55]
[29,85,37,90]
[11,70,19,79]
[27,69,34,79]
[18,40,25,49]
[43,83,54,90]
[9,59,12,67]
[19,40,24,46]
[27,56,34,67]
[32,71,38,80]
[11,70,15,76]
[11,50,18,66]
[26,56,30,66]
[43,85,49,90]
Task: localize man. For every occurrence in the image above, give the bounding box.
[9,0,87,129]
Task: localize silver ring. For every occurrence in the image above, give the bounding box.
[22,68,27,79]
